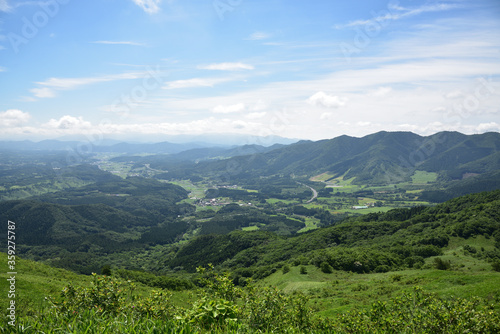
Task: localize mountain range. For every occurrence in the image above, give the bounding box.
[135,131,500,186]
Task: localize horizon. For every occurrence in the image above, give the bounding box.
[0,129,498,147]
[1,0,499,141]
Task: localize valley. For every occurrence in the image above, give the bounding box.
[0,131,500,332]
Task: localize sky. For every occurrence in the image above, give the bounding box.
[0,0,499,143]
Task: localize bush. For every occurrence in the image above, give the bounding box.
[300,266,308,275]
[374,265,390,273]
[434,257,451,270]
[101,264,112,276]
[320,262,333,274]
[328,287,500,334]
[492,260,500,272]
[463,244,478,254]
[282,264,290,274]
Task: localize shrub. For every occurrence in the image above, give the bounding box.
[329,287,500,334]
[434,257,451,270]
[320,262,333,274]
[374,265,390,273]
[282,264,290,274]
[300,266,308,275]
[101,264,112,276]
[463,245,478,254]
[492,260,500,272]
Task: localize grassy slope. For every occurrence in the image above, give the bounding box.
[259,235,500,317]
[2,233,499,320]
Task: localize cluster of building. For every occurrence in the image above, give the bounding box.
[196,198,229,207]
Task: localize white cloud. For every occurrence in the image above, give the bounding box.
[0,0,11,12]
[0,109,31,127]
[307,91,346,108]
[44,115,92,130]
[212,103,245,114]
[337,3,461,29]
[31,71,149,98]
[369,87,392,97]
[92,41,145,46]
[37,72,144,89]
[476,122,500,132]
[247,32,270,40]
[320,112,333,120]
[444,90,464,99]
[198,62,254,71]
[30,87,56,98]
[131,0,161,14]
[245,112,266,119]
[163,77,233,89]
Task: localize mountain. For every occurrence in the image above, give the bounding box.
[0,139,206,154]
[154,131,500,185]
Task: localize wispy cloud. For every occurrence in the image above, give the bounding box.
[0,0,11,12]
[212,103,245,114]
[131,0,161,14]
[163,77,235,89]
[247,32,270,40]
[30,87,56,98]
[336,3,462,29]
[92,40,146,46]
[31,72,149,98]
[198,62,254,71]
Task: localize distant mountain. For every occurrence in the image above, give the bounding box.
[92,141,206,154]
[157,131,500,185]
[0,139,205,154]
[0,135,293,155]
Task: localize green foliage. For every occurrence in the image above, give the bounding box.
[492,260,500,272]
[434,257,451,270]
[300,266,308,274]
[101,265,112,276]
[46,273,131,316]
[115,269,194,290]
[327,287,500,334]
[320,261,334,273]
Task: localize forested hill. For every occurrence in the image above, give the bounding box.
[0,176,193,274]
[161,190,500,279]
[150,131,500,185]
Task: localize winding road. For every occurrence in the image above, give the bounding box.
[297,182,318,203]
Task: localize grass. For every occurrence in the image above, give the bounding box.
[297,217,321,233]
[310,172,337,182]
[2,243,500,333]
[258,237,500,318]
[411,171,438,184]
[242,225,260,231]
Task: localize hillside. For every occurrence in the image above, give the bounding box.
[1,190,500,333]
[0,176,192,274]
[161,190,500,279]
[146,131,500,187]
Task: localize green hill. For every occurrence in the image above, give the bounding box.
[162,190,500,279]
[150,131,500,187]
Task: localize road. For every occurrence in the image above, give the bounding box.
[297,182,318,203]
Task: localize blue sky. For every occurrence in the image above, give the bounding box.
[0,0,499,142]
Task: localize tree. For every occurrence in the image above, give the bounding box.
[101,264,112,276]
